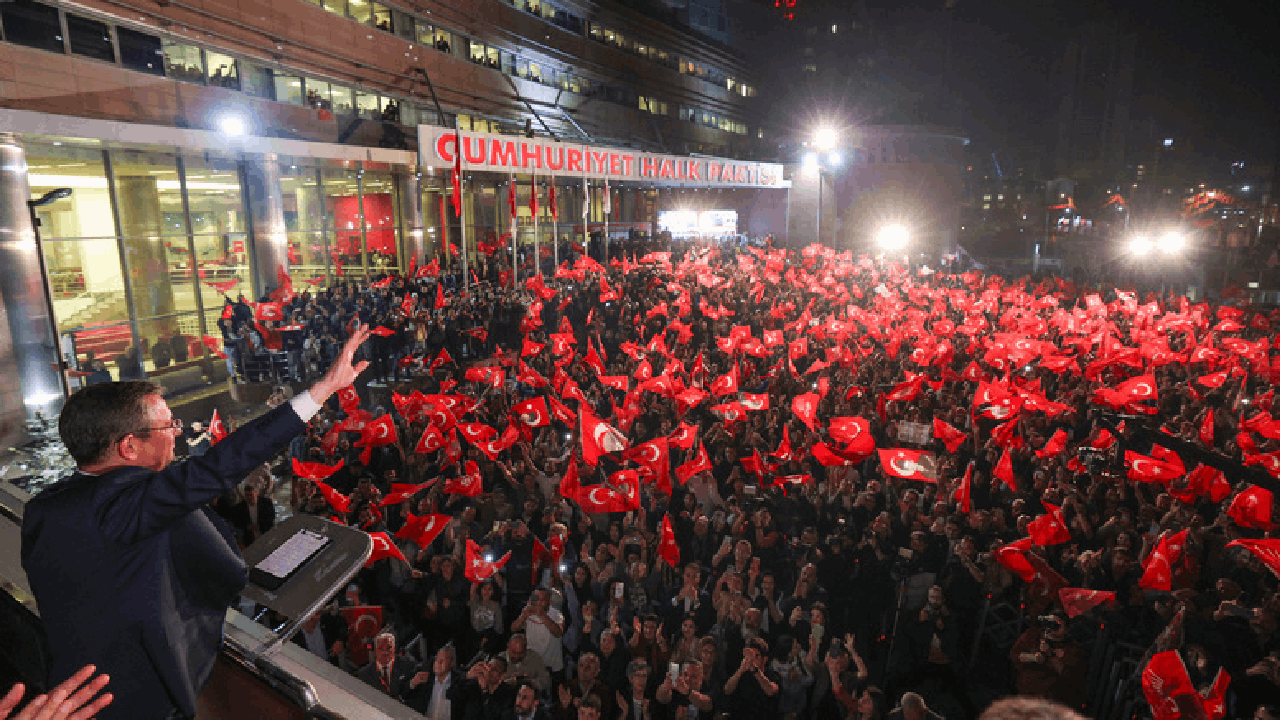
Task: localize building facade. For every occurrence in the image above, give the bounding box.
[0,0,785,443]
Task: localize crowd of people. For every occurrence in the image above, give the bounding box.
[204,238,1280,720]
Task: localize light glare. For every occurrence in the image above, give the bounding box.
[219,115,247,136]
[1129,237,1152,256]
[814,128,837,151]
[876,224,910,250]
[1159,232,1185,254]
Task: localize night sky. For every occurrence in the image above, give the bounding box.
[792,0,1280,180]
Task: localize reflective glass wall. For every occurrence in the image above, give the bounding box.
[24,141,414,390]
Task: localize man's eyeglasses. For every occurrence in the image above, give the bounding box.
[135,419,184,434]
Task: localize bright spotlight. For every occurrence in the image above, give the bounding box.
[218,114,247,137]
[802,151,819,174]
[1129,236,1152,256]
[876,224,910,250]
[814,127,837,151]
[1159,232,1185,254]
[826,151,843,167]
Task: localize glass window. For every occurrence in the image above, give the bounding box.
[239,60,272,99]
[417,22,435,47]
[432,28,452,53]
[355,92,381,119]
[162,40,204,83]
[400,102,419,126]
[1,0,64,54]
[514,57,528,79]
[528,62,542,83]
[66,14,114,62]
[330,85,354,115]
[589,23,604,41]
[182,153,248,305]
[347,0,371,24]
[394,11,414,40]
[372,3,393,32]
[322,167,361,273]
[205,52,239,90]
[322,0,345,15]
[469,39,486,64]
[361,171,399,270]
[281,164,328,283]
[274,74,304,105]
[117,27,163,75]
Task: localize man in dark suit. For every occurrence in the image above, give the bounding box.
[21,327,371,720]
[357,632,419,702]
[404,645,469,718]
[503,680,552,720]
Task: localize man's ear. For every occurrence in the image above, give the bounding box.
[116,433,141,461]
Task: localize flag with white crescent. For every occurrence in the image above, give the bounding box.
[877,448,939,482]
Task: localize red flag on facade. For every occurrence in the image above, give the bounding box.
[508,175,517,220]
[658,514,680,568]
[451,130,463,216]
[548,182,558,222]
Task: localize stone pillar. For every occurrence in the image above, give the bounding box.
[243,153,288,298]
[398,171,425,269]
[0,132,65,427]
[115,175,175,320]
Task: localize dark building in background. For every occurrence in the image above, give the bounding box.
[1052,22,1135,189]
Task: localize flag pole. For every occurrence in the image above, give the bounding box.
[550,177,557,273]
[604,179,610,263]
[510,175,518,290]
[532,171,539,280]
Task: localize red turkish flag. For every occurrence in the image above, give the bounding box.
[710,363,739,396]
[1094,374,1159,414]
[1226,485,1274,529]
[993,446,1017,490]
[559,458,581,499]
[741,392,769,411]
[381,482,435,507]
[1058,588,1116,618]
[1142,651,1195,720]
[521,339,545,357]
[676,442,713,484]
[668,422,697,450]
[954,463,972,513]
[465,539,510,584]
[1139,546,1173,591]
[625,437,668,475]
[369,326,395,338]
[828,416,875,455]
[771,425,795,462]
[580,407,629,465]
[1196,369,1228,388]
[575,484,633,513]
[1027,503,1072,546]
[208,408,228,446]
[457,422,497,444]
[395,512,451,548]
[444,462,484,497]
[365,531,410,567]
[1227,538,1280,579]
[292,457,343,481]
[313,480,351,513]
[995,538,1036,582]
[792,392,820,431]
[255,302,284,323]
[812,442,867,467]
[877,448,939,482]
[336,385,360,413]
[1035,429,1067,459]
[1124,451,1184,483]
[356,414,399,449]
[932,418,967,453]
[658,514,680,568]
[512,397,551,427]
[548,395,576,424]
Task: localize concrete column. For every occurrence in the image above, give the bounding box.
[244,153,288,298]
[0,132,65,427]
[115,176,175,319]
[398,171,424,269]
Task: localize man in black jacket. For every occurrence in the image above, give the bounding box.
[22,328,369,720]
[406,646,470,718]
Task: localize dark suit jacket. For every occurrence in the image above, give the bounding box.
[357,656,419,701]
[21,401,306,720]
[228,494,276,545]
[404,667,468,718]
